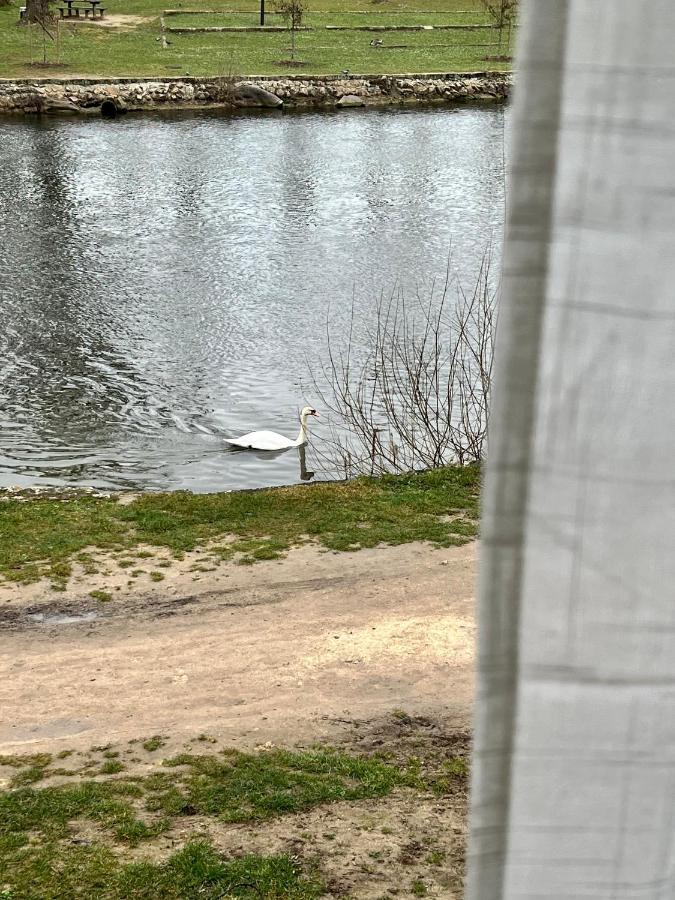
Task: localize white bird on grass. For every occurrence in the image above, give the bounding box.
[224,406,320,451]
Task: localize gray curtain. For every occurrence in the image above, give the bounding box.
[467,1,675,898]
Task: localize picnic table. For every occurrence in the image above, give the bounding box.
[57,0,106,18]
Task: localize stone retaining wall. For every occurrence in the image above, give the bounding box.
[0,71,511,115]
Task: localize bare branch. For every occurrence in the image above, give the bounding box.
[308,251,498,476]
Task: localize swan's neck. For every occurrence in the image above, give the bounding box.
[294,414,310,447]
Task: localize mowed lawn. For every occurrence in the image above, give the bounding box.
[0,0,514,79]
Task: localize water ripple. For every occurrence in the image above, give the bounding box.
[0,105,507,491]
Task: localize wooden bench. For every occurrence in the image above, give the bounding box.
[57,1,106,18]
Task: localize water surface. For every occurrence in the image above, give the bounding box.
[0,105,506,491]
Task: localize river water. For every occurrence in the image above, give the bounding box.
[0,105,506,492]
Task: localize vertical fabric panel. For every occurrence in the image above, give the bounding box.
[467,0,571,894]
[468,1,675,898]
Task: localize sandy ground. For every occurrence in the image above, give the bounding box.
[1,541,476,897]
[59,14,155,28]
[0,541,476,756]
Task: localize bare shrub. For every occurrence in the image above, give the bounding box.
[274,0,306,61]
[308,252,498,478]
[205,51,240,103]
[482,0,517,47]
[482,0,518,28]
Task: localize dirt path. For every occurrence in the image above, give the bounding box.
[0,542,476,756]
[61,14,155,28]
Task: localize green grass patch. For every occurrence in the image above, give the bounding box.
[0,465,479,586]
[0,744,427,898]
[142,735,167,752]
[0,0,513,79]
[156,747,420,821]
[169,10,492,28]
[0,779,150,847]
[0,838,322,899]
[0,735,468,897]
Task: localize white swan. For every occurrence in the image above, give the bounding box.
[224,406,319,451]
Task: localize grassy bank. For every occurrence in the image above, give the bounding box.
[0,719,469,898]
[0,464,479,589]
[0,0,513,79]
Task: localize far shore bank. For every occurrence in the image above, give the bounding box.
[0,70,511,115]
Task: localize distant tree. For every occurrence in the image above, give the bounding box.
[483,0,517,46]
[23,0,59,66]
[274,0,306,61]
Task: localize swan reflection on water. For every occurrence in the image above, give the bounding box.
[224,442,315,481]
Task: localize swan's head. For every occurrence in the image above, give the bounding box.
[300,406,320,421]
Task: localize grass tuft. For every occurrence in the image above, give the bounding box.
[158,747,419,822]
[100,760,126,776]
[9,767,47,788]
